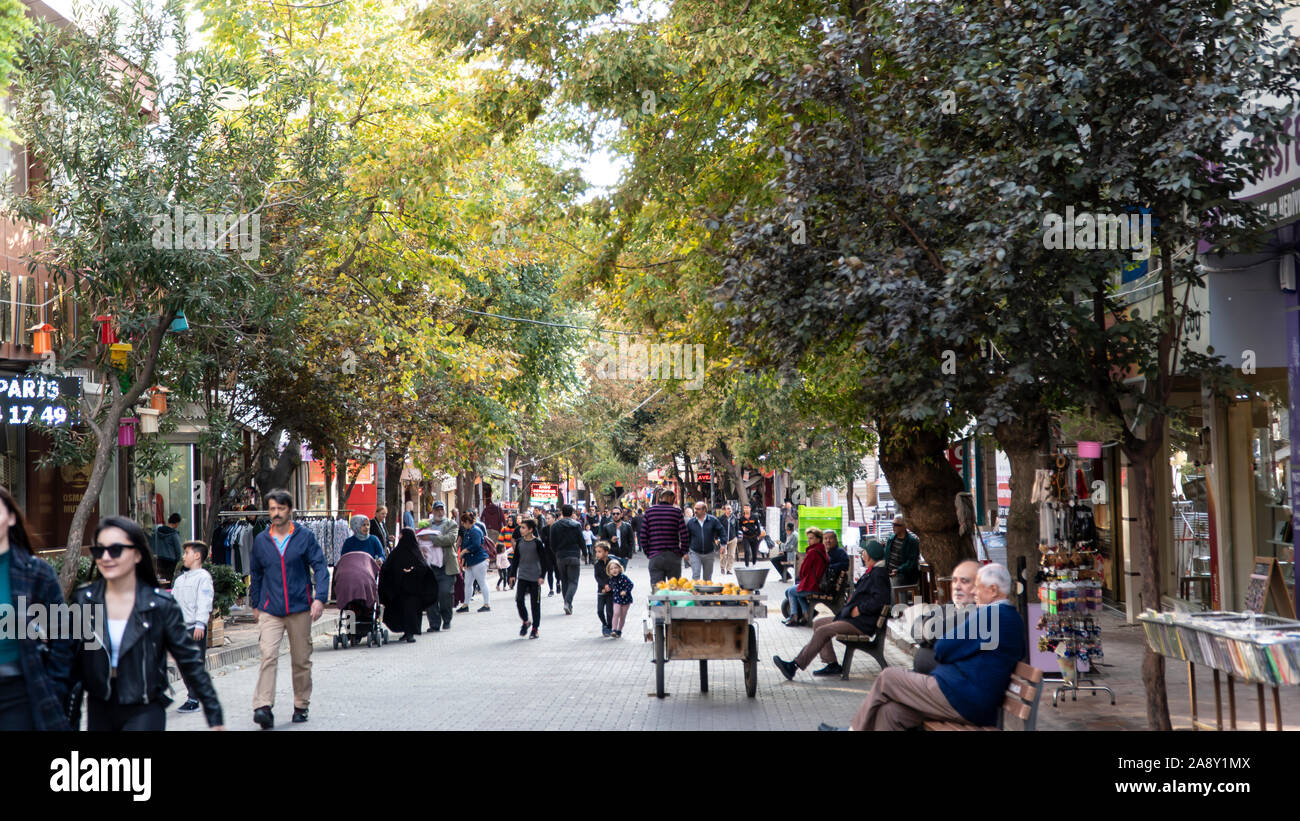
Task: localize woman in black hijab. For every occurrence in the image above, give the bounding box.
[379,528,435,642]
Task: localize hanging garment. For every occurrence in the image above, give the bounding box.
[1039,503,1056,546]
[1075,469,1088,500]
[1070,505,1097,547]
[1032,469,1054,504]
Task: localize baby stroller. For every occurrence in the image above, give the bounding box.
[332,551,389,648]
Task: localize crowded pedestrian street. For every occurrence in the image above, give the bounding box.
[4,0,1300,807]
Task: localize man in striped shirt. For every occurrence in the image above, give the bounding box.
[639,489,691,588]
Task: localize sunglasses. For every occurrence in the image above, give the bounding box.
[91,543,135,560]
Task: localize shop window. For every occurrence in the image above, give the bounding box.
[134,444,194,541]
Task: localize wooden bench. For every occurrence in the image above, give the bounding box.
[835,605,892,680]
[923,662,1044,731]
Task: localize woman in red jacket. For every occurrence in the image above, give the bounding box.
[783,528,827,626]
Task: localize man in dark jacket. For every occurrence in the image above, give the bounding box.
[371,506,391,550]
[640,490,690,587]
[686,501,724,580]
[249,490,329,729]
[153,513,184,581]
[883,515,921,587]
[548,504,586,615]
[773,539,891,679]
[602,508,634,566]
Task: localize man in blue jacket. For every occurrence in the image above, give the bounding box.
[821,562,1024,731]
[250,490,329,730]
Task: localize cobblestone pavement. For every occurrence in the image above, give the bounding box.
[168,556,1300,731]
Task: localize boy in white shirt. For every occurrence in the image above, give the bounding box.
[171,540,214,713]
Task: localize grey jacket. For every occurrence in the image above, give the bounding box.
[172,567,215,629]
[428,516,460,570]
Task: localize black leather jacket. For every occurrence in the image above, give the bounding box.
[70,580,224,727]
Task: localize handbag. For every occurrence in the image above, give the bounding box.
[758,535,772,555]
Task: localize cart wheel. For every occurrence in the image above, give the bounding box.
[744,625,758,698]
[699,660,708,693]
[654,622,666,699]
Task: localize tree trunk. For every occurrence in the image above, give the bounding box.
[455,469,475,515]
[1125,437,1173,731]
[715,443,748,507]
[255,429,302,497]
[996,412,1049,601]
[876,422,970,578]
[384,437,406,536]
[60,310,176,596]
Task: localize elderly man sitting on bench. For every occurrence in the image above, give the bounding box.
[819,563,1024,731]
[772,539,891,680]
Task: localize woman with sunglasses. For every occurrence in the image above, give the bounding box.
[0,486,74,730]
[69,516,224,731]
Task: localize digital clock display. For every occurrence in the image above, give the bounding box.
[0,375,82,427]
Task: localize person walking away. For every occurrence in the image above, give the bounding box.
[718,505,738,575]
[249,490,328,729]
[631,506,644,555]
[773,539,891,680]
[639,490,690,588]
[0,486,74,730]
[603,508,634,568]
[542,511,558,596]
[548,504,585,615]
[738,504,766,567]
[686,501,724,581]
[153,512,184,582]
[403,501,417,530]
[371,506,391,551]
[593,541,614,636]
[783,528,826,626]
[884,515,921,592]
[481,485,505,543]
[341,514,386,561]
[508,518,553,639]
[419,502,459,631]
[772,521,797,582]
[172,540,214,714]
[456,511,491,613]
[607,559,634,638]
[379,529,435,642]
[69,517,224,731]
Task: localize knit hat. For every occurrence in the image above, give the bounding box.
[864,539,885,561]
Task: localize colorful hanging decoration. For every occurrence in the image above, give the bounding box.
[28,323,54,355]
[138,408,159,434]
[149,385,170,413]
[117,417,137,447]
[169,309,189,333]
[109,342,132,368]
[94,315,117,345]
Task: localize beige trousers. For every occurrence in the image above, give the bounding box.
[850,667,969,731]
[254,611,313,711]
[721,538,737,573]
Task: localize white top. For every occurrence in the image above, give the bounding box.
[107,618,128,668]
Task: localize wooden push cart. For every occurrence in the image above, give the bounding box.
[648,592,768,698]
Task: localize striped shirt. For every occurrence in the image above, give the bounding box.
[639,503,690,558]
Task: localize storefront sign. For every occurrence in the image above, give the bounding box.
[531,482,559,504]
[0,374,81,427]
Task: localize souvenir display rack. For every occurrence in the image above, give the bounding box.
[1033,450,1115,707]
[1139,610,1300,730]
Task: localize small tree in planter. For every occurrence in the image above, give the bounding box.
[202,562,248,648]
